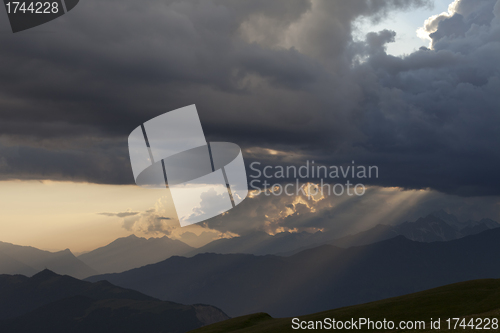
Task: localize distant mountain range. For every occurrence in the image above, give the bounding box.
[77,234,194,274]
[187,210,500,257]
[326,210,500,250]
[186,231,331,257]
[189,278,500,333]
[87,228,500,317]
[391,210,499,242]
[1,211,498,277]
[0,270,228,333]
[0,241,97,279]
[2,211,500,330]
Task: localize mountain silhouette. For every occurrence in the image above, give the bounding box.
[0,269,228,333]
[188,212,499,258]
[87,228,500,317]
[187,231,331,257]
[0,241,97,278]
[78,234,194,274]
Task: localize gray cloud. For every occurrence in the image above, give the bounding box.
[0,0,499,198]
[119,197,177,235]
[99,211,139,218]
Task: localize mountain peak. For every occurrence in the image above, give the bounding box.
[428,210,463,229]
[110,234,145,244]
[53,248,76,258]
[478,218,500,229]
[78,233,194,274]
[32,269,59,279]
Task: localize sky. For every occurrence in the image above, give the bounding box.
[354,0,451,55]
[0,0,499,252]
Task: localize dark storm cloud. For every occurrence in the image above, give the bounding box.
[350,0,500,195]
[0,0,499,197]
[0,137,133,183]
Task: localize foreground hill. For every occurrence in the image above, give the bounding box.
[0,270,228,333]
[188,278,500,333]
[78,234,194,274]
[0,241,98,278]
[87,228,500,317]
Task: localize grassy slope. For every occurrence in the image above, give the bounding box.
[189,279,500,332]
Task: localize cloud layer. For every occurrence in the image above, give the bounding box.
[0,0,499,199]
